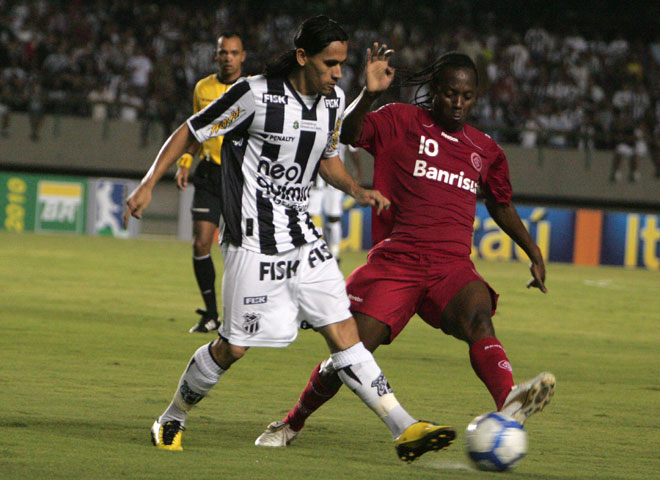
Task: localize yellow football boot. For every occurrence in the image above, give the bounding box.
[395,421,456,463]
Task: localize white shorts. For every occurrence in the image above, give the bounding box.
[615,143,634,157]
[220,238,351,347]
[635,140,648,157]
[616,142,647,157]
[308,185,344,218]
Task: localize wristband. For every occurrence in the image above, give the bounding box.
[177,153,193,168]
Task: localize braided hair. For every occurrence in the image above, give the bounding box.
[395,52,479,108]
[264,15,348,78]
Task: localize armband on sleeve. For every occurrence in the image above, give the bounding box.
[177,153,193,169]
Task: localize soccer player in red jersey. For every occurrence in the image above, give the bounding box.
[255,44,556,455]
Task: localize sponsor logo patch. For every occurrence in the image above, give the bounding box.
[210,107,244,134]
[262,93,288,104]
[244,295,267,305]
[259,260,300,280]
[264,134,295,142]
[498,360,513,372]
[412,159,478,194]
[471,152,483,172]
[371,373,393,396]
[299,119,322,131]
[324,98,340,109]
[441,131,459,142]
[307,242,333,267]
[179,379,204,405]
[242,312,261,334]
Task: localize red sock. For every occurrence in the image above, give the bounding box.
[469,337,515,410]
[283,361,342,432]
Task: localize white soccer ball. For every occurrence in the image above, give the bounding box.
[465,412,528,472]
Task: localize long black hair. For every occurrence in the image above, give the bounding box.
[264,15,348,78]
[396,52,479,108]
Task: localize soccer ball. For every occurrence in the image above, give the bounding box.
[465,412,527,471]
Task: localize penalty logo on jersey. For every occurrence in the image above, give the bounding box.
[242,312,261,334]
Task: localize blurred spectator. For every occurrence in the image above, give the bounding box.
[117,84,143,123]
[524,23,554,62]
[577,110,598,151]
[632,124,650,181]
[26,75,45,141]
[125,45,153,97]
[0,79,11,137]
[520,109,541,148]
[87,79,115,121]
[609,109,638,182]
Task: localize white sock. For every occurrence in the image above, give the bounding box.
[331,342,416,438]
[324,220,341,258]
[159,343,225,426]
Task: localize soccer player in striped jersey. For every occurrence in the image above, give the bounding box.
[175,33,247,334]
[125,16,454,460]
[256,48,555,454]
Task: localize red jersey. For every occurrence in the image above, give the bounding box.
[355,103,512,257]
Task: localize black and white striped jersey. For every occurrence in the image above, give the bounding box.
[187,75,345,254]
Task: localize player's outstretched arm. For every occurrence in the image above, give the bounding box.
[485,199,547,293]
[340,42,394,145]
[319,156,390,215]
[124,123,199,227]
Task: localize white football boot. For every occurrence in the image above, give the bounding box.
[500,372,555,425]
[254,421,299,447]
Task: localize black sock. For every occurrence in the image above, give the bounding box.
[193,255,217,317]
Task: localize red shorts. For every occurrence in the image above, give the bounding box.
[346,248,498,343]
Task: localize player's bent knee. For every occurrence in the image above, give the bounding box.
[210,338,247,367]
[319,317,360,352]
[466,312,495,342]
[192,237,213,257]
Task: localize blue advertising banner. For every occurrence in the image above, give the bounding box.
[472,205,575,263]
[601,213,660,269]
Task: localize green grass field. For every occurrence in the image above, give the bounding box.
[1,231,659,479]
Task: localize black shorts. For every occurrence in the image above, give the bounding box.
[191,160,222,225]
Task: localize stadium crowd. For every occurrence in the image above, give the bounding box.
[1,0,659,178]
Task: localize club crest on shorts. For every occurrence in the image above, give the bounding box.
[242,312,261,334]
[470,152,483,172]
[371,373,393,397]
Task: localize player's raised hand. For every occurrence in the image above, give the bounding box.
[365,42,395,94]
[353,187,391,215]
[526,260,547,293]
[123,185,152,229]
